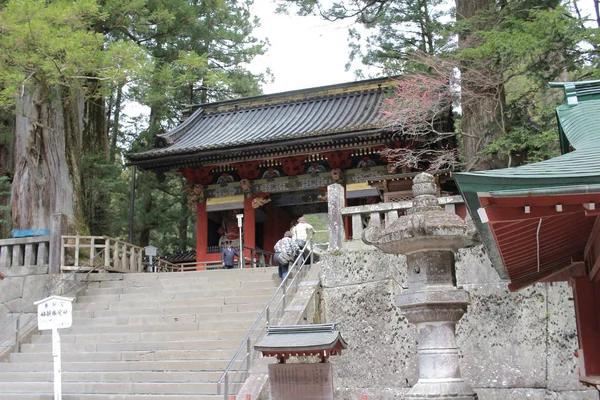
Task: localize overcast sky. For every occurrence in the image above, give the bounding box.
[249,0,375,94]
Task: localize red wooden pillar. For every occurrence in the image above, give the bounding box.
[572,276,600,378]
[264,206,278,253]
[244,197,256,266]
[196,202,208,270]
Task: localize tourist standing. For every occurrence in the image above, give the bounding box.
[221,241,238,269]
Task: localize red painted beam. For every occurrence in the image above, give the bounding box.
[484,204,584,223]
[508,262,586,291]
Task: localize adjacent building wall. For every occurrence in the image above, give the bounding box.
[320,245,597,399]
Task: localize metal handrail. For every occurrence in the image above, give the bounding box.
[216,235,315,398]
[0,249,107,354]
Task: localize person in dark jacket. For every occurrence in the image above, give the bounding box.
[221,241,239,269]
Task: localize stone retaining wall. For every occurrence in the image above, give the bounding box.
[320,246,597,399]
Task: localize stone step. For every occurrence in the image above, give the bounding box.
[0,359,230,372]
[119,268,277,282]
[73,294,274,310]
[22,339,241,353]
[0,381,217,395]
[71,303,264,318]
[67,310,260,326]
[75,287,277,303]
[85,278,278,295]
[0,370,223,383]
[35,319,254,335]
[30,328,252,344]
[0,266,281,398]
[0,394,222,400]
[11,348,234,363]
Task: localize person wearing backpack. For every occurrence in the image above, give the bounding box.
[274,231,299,279]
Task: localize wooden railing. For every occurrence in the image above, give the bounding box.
[61,236,143,273]
[153,247,277,272]
[0,235,50,269]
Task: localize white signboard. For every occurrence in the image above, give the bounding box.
[34,296,73,331]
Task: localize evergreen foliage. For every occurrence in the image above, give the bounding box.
[0,0,268,250]
[283,0,599,167]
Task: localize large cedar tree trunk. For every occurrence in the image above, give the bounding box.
[11,86,97,233]
[0,112,14,238]
[456,0,507,171]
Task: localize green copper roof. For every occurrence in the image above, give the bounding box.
[455,80,600,191]
[454,80,600,281]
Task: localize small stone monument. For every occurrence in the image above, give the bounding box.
[363,173,478,400]
[255,324,347,400]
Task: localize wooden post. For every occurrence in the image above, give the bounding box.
[74,236,80,269]
[328,184,345,252]
[104,237,110,269]
[49,213,66,274]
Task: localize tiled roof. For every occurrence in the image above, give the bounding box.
[254,324,348,352]
[128,77,396,165]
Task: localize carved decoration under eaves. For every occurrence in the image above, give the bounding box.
[306,162,327,175]
[184,183,205,211]
[233,161,262,180]
[356,157,377,169]
[281,156,306,176]
[323,150,353,170]
[180,166,214,185]
[252,196,271,209]
[216,173,235,185]
[331,168,343,183]
[262,168,281,180]
[240,179,252,193]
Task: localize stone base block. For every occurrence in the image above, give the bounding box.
[407,380,477,399]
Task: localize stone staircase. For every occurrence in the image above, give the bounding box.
[0,268,281,399]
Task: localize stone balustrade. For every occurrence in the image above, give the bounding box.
[0,235,50,272]
[327,183,464,247]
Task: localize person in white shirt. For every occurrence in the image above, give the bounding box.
[292,216,313,247]
[292,216,314,266]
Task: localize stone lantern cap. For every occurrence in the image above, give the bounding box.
[363,173,478,254]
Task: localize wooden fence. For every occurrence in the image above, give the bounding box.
[61,236,143,273]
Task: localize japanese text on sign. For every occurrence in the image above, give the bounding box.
[37,299,73,330]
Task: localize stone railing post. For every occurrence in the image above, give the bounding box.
[49,213,66,274]
[327,184,345,252]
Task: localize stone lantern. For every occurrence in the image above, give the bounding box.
[363,172,478,400]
